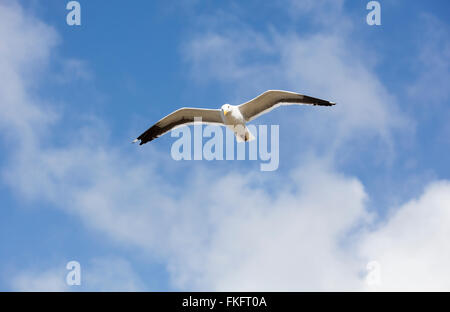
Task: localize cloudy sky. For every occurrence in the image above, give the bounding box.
[0,0,449,291]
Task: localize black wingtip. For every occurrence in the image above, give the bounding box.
[132,138,148,145]
[138,137,154,145]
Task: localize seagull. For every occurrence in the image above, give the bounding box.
[133,90,335,145]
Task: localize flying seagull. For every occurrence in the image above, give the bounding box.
[133,90,335,145]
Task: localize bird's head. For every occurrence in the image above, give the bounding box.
[221,104,232,116]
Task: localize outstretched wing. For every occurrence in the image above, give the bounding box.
[238,90,336,122]
[134,108,223,145]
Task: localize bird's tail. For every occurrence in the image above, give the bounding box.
[235,126,255,143]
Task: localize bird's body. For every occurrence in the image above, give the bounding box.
[133,90,335,145]
[220,104,254,142]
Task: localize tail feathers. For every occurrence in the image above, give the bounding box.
[245,128,256,142]
[235,126,255,142]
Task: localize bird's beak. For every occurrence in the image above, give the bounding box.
[223,110,229,116]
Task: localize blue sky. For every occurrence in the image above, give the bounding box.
[0,0,450,291]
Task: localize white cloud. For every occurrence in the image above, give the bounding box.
[0,1,58,145]
[2,0,450,292]
[360,181,450,291]
[286,0,346,26]
[166,159,371,291]
[11,269,68,292]
[408,14,450,104]
[10,258,144,291]
[83,257,146,291]
[55,59,93,84]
